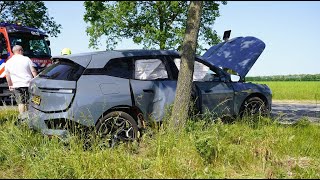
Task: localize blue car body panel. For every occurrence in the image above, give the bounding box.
[130,80,177,122]
[202,36,265,79]
[29,78,76,112]
[194,81,234,116]
[72,75,133,126]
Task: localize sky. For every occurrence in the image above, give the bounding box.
[44,1,320,76]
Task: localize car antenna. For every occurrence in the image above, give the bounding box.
[223,30,231,42]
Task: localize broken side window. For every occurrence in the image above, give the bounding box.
[174,58,216,81]
[135,59,168,80]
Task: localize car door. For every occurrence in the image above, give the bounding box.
[130,56,177,122]
[174,58,234,117]
[194,81,234,117]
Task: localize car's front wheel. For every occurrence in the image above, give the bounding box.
[95,111,139,148]
[240,97,269,118]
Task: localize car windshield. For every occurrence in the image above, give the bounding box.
[8,32,51,58]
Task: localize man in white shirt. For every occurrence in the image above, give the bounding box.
[5,45,38,117]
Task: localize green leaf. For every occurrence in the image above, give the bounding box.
[83,1,227,53]
[0,1,61,37]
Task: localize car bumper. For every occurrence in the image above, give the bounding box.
[25,106,71,141]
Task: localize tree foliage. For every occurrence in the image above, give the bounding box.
[84,1,226,53]
[0,1,61,37]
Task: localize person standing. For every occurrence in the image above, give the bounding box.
[5,45,38,119]
[61,48,71,55]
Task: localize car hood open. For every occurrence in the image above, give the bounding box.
[202,36,265,78]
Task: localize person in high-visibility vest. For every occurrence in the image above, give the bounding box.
[61,48,71,55]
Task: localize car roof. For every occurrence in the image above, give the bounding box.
[52,49,180,68]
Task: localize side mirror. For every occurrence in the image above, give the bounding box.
[223,30,231,42]
[230,74,240,82]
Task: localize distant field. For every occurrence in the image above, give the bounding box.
[251,81,320,101]
[246,74,320,81]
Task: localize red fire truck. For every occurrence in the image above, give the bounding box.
[0,22,53,103]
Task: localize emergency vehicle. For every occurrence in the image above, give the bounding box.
[0,22,52,103]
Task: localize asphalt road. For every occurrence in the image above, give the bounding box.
[271,102,320,123]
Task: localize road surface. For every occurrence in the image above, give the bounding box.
[271,101,320,123]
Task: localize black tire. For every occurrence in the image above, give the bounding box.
[240,97,269,118]
[95,111,139,148]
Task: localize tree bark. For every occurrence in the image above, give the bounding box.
[170,1,203,129]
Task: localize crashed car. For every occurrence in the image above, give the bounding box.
[26,36,272,144]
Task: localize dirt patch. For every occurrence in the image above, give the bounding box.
[0,105,18,111]
[273,100,319,105]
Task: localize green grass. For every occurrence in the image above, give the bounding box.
[252,81,320,101]
[1,80,319,178]
[0,110,320,178]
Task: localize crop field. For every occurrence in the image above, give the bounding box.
[251,81,320,101]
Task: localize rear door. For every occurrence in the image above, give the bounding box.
[130,56,177,122]
[29,59,85,112]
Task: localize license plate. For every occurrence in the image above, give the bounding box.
[31,95,41,105]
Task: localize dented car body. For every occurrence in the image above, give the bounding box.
[26,36,272,142]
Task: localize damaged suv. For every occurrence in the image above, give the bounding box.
[26,36,272,144]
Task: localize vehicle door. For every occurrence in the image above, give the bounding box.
[129,56,178,122]
[174,58,234,117]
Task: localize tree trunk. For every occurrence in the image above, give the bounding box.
[170,1,203,129]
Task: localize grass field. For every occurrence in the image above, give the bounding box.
[252,81,320,101]
[0,109,320,178]
[0,81,319,178]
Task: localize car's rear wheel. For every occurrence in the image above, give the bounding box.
[95,111,139,148]
[240,97,269,118]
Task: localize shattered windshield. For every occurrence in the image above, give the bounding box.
[8,32,51,58]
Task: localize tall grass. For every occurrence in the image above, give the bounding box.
[253,81,320,101]
[1,110,320,178]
